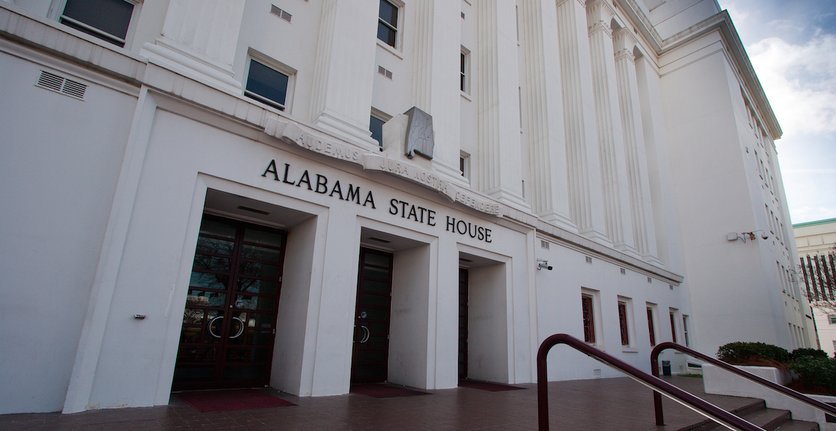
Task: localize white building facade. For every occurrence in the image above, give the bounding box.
[0,0,814,414]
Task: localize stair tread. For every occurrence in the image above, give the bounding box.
[682,404,820,431]
[741,408,790,430]
[773,419,820,431]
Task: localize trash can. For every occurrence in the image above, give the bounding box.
[661,360,671,377]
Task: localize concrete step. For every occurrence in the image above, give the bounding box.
[678,399,765,431]
[679,400,819,431]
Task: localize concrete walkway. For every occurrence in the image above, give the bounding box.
[0,376,757,430]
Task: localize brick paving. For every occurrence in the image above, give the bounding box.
[0,376,756,430]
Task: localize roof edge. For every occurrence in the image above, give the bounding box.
[615,2,783,140]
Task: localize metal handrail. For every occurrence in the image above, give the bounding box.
[651,341,836,426]
[537,333,764,431]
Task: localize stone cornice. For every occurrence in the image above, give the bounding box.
[614,0,782,140]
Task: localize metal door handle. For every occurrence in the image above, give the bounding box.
[208,316,223,338]
[359,325,370,344]
[229,317,245,339]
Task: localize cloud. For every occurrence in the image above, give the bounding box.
[748,34,836,138]
[791,206,836,224]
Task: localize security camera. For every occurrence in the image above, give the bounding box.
[537,261,553,271]
[760,232,769,240]
[546,265,553,271]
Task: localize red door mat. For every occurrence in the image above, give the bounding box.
[350,383,430,398]
[175,389,296,412]
[459,380,526,392]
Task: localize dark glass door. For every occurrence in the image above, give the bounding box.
[458,268,469,380]
[351,248,394,383]
[173,215,286,391]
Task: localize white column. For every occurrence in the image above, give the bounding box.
[635,54,677,267]
[613,28,659,263]
[555,0,608,241]
[586,0,636,253]
[518,0,574,229]
[141,0,245,94]
[410,0,463,180]
[308,0,379,149]
[473,0,529,210]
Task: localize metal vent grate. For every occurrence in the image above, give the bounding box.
[377,65,393,79]
[37,70,63,91]
[36,70,87,100]
[62,79,87,99]
[270,5,292,22]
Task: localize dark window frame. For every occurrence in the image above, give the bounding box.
[377,0,399,48]
[60,0,134,47]
[244,59,290,112]
[669,310,678,343]
[647,307,656,346]
[369,113,387,148]
[582,294,595,344]
[618,301,630,346]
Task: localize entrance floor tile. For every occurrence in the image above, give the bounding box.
[0,377,757,430]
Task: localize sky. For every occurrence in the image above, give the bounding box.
[717,0,836,224]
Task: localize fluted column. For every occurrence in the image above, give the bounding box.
[474,0,528,210]
[309,0,379,149]
[586,1,636,253]
[518,0,573,228]
[410,0,462,179]
[555,0,608,241]
[141,0,245,94]
[613,28,659,262]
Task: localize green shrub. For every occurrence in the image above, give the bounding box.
[717,342,790,365]
[790,356,836,393]
[790,348,828,360]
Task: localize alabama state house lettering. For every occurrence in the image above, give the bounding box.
[261,160,492,243]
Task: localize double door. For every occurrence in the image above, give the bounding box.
[173,215,286,390]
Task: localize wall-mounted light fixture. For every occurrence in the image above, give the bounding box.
[726,230,769,243]
[537,259,553,271]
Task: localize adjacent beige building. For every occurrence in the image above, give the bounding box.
[794,218,836,356]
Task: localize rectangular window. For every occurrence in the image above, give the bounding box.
[245,59,290,111]
[582,294,595,344]
[669,310,678,343]
[830,315,836,325]
[460,47,470,94]
[460,152,471,179]
[377,0,399,48]
[647,306,656,346]
[682,315,690,347]
[369,113,386,148]
[618,301,630,346]
[60,0,134,47]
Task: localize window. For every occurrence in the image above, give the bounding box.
[245,59,290,111]
[830,315,836,325]
[669,309,678,343]
[646,306,656,346]
[618,301,630,346]
[682,315,690,347]
[369,112,386,148]
[60,0,134,47]
[460,47,471,94]
[581,294,595,344]
[377,0,399,48]
[459,152,471,179]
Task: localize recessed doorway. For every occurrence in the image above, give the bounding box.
[172,215,287,390]
[458,268,469,380]
[351,248,394,383]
